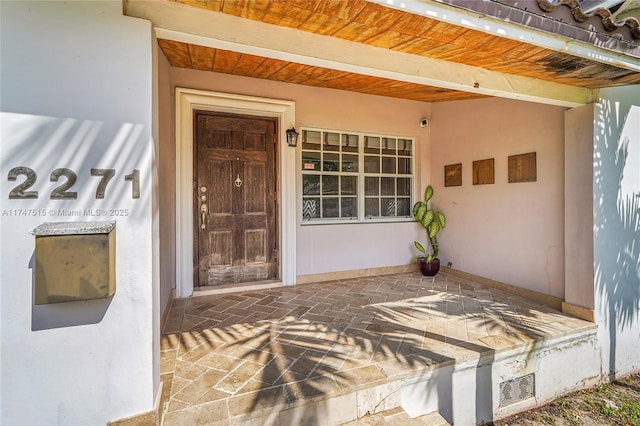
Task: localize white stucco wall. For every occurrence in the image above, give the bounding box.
[430,98,567,297]
[0,2,158,424]
[564,104,596,311]
[168,69,431,278]
[158,48,175,315]
[593,85,640,378]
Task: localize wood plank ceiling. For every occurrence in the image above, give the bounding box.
[157,0,640,103]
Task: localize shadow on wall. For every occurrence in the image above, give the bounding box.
[593,97,640,379]
[1,112,151,330]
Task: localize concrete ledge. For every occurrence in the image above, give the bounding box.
[297,264,417,285]
[562,301,595,322]
[217,378,404,426]
[216,326,600,426]
[446,268,564,311]
[108,411,155,426]
[108,382,163,426]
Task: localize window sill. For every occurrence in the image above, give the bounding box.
[300,217,415,226]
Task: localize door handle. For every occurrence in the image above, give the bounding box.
[200,186,207,230]
[200,203,208,230]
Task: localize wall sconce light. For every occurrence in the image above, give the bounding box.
[286,127,299,147]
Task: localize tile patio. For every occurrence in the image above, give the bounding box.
[159,272,595,425]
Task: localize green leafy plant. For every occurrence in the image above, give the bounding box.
[412,185,446,262]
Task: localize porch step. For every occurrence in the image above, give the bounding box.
[341,408,451,426]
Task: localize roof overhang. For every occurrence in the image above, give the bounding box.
[125,0,640,107]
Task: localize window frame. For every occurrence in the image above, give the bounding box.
[300,127,415,225]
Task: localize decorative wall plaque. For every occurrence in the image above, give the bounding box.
[508,152,537,183]
[473,158,494,185]
[444,163,462,187]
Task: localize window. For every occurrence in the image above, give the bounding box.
[301,128,414,223]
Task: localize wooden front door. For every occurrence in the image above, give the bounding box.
[194,111,278,286]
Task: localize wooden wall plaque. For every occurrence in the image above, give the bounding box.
[509,152,537,183]
[444,163,462,187]
[473,158,494,185]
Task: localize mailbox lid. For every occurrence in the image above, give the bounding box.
[32,220,116,236]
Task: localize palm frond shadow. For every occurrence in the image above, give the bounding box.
[593,96,640,379]
[161,274,577,423]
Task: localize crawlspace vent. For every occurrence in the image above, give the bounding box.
[499,373,535,407]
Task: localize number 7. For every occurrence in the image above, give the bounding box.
[91,169,115,199]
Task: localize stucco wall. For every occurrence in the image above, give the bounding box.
[430,98,566,297]
[158,47,175,315]
[169,69,431,277]
[564,104,595,310]
[593,85,640,378]
[0,2,157,424]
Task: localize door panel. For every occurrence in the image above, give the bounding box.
[208,160,232,214]
[205,129,232,149]
[195,112,278,286]
[244,132,266,151]
[210,231,232,265]
[244,163,266,213]
[245,229,267,263]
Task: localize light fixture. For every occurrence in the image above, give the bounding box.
[286,127,299,147]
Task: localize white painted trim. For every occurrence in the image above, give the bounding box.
[175,88,296,297]
[126,0,593,107]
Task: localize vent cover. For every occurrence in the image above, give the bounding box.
[499,373,535,407]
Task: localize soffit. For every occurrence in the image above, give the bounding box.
[143,0,640,103]
[158,40,486,102]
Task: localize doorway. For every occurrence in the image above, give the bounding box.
[193,111,278,286]
[175,88,296,297]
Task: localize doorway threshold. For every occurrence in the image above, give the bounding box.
[192,280,283,297]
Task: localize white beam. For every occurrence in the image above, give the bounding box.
[125,0,594,107]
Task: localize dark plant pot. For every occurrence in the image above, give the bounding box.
[418,258,440,276]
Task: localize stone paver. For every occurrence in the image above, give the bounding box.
[342,408,452,426]
[160,272,595,425]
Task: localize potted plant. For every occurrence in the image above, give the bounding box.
[412,185,446,276]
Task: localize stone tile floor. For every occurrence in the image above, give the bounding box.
[160,272,594,425]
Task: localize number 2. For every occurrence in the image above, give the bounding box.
[8,167,38,199]
[50,168,78,199]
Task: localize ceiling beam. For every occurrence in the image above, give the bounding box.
[125,0,594,107]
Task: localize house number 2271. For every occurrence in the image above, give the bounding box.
[7,167,140,200]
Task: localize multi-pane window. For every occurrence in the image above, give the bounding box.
[363,136,413,218]
[301,130,359,220]
[301,128,413,222]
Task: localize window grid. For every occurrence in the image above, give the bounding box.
[301,128,414,223]
[363,136,413,219]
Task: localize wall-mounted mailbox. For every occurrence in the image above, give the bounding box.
[32,221,116,304]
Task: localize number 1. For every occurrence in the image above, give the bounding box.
[124,170,140,199]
